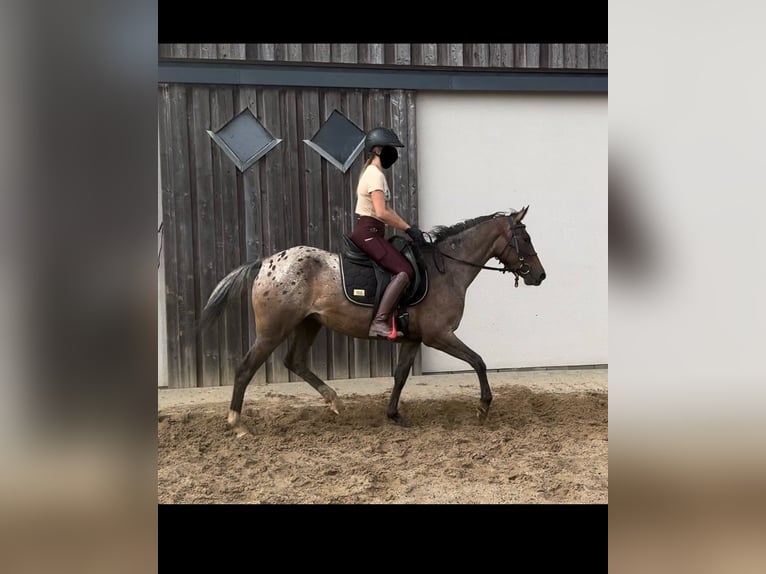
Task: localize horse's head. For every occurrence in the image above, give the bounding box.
[496,206,546,286]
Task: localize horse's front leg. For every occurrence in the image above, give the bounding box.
[387,340,421,426]
[423,331,492,423]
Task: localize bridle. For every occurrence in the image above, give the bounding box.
[429,219,536,288]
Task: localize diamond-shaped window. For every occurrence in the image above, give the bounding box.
[303,110,365,173]
[207,108,282,172]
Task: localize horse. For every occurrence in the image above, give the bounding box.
[200,206,546,437]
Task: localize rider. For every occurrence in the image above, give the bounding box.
[350,127,427,340]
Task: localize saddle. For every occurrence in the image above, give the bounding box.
[339,235,429,334]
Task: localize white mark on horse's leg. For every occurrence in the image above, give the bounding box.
[228,409,250,437]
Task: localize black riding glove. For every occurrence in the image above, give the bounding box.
[406,226,427,246]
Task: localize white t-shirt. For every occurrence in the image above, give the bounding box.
[355,164,390,218]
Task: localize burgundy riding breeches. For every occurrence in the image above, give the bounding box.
[350,216,415,282]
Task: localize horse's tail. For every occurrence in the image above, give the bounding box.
[199,260,262,332]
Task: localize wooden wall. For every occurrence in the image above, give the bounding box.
[159,84,418,388]
[159,43,608,70]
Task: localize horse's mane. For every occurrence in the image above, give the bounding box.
[428,210,516,244]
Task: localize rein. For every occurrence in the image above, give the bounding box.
[428,222,533,288]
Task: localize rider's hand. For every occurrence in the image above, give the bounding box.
[406,226,427,246]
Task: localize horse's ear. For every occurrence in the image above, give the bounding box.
[513,205,529,224]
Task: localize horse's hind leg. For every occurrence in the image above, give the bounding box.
[228,336,282,437]
[283,317,342,414]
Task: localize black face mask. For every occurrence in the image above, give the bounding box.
[378,146,399,169]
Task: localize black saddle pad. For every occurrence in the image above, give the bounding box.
[339,236,428,307]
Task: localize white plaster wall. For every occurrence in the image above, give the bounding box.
[416,92,608,372]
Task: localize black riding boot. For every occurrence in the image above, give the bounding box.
[368,272,410,339]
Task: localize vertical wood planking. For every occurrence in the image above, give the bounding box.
[357,44,369,64]
[339,91,356,377]
[300,89,329,379]
[472,44,489,67]
[259,87,290,382]
[170,44,187,57]
[448,43,463,66]
[388,89,410,373]
[405,91,418,228]
[366,44,384,64]
[245,44,259,60]
[340,44,358,63]
[405,90,423,376]
[301,44,315,62]
[462,44,473,66]
[383,44,395,65]
[411,44,424,66]
[321,90,350,380]
[389,90,410,239]
[549,44,564,68]
[525,44,540,68]
[437,44,449,66]
[235,86,266,385]
[501,44,514,68]
[576,44,589,68]
[257,44,275,61]
[211,86,245,387]
[190,86,220,387]
[229,44,246,60]
[539,44,550,68]
[286,44,302,62]
[345,89,369,379]
[313,44,331,63]
[489,44,503,67]
[421,44,437,66]
[364,88,392,377]
[589,44,607,69]
[273,44,287,61]
[169,85,197,387]
[394,44,411,65]
[200,44,217,59]
[563,44,577,68]
[514,43,527,67]
[158,85,182,388]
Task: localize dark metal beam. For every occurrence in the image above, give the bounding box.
[158,60,607,92]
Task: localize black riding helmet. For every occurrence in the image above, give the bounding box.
[364,127,404,154]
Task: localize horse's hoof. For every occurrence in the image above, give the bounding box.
[388,413,410,427]
[476,407,489,424]
[329,398,343,415]
[233,425,251,438]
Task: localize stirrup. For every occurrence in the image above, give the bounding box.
[368,315,402,340]
[386,313,404,341]
[386,315,402,340]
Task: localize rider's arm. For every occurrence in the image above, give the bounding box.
[371,190,410,231]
